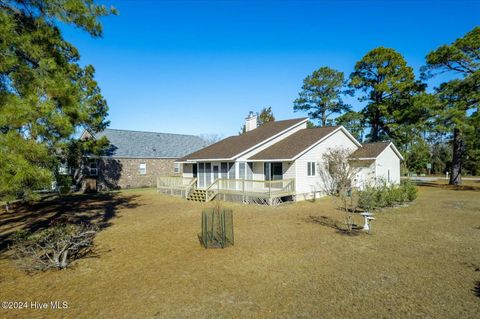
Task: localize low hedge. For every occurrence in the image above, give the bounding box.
[358,180,417,211]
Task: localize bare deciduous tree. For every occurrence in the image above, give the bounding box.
[317,147,359,195]
[199,134,224,146]
[318,147,360,233]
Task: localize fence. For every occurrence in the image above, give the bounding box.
[199,208,234,248]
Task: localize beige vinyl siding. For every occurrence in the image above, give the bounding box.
[375,146,401,184]
[354,163,375,189]
[294,130,359,198]
[252,162,264,180]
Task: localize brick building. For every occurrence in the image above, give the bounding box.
[80,129,207,190]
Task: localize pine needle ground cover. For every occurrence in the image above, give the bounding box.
[0,182,479,318]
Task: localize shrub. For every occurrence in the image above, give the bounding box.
[391,185,407,204]
[401,180,418,201]
[358,180,417,211]
[374,183,390,208]
[11,224,97,272]
[57,175,72,195]
[358,185,377,212]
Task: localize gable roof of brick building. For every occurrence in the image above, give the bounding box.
[89,129,208,158]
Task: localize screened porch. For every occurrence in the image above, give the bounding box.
[157,161,296,204]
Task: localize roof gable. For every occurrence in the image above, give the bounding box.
[178,118,308,161]
[350,142,404,160]
[93,129,208,158]
[248,126,342,160]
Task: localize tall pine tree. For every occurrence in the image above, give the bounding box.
[294,67,350,127]
[0,0,116,201]
[422,26,480,185]
[349,47,425,142]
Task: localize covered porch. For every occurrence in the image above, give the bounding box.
[157,161,296,204]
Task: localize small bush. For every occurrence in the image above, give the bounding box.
[358,185,377,212]
[401,180,418,201]
[391,186,407,204]
[56,175,72,195]
[358,180,417,211]
[375,183,390,207]
[11,223,97,272]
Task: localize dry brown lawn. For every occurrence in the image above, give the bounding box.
[0,181,479,319]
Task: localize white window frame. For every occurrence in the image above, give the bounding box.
[139,163,147,175]
[307,162,316,177]
[174,162,180,173]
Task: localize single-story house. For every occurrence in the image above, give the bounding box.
[158,114,403,204]
[350,141,404,189]
[79,129,208,190]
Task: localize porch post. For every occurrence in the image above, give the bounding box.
[242,179,245,201]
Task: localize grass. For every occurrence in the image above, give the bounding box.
[0,182,479,318]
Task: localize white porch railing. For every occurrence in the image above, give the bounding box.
[157,176,296,203]
[156,176,197,198]
[205,178,295,202]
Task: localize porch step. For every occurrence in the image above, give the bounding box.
[187,189,207,202]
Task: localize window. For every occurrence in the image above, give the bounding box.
[247,163,253,180]
[239,162,246,179]
[264,162,271,181]
[139,163,147,175]
[228,163,235,179]
[205,163,212,185]
[88,160,98,176]
[307,162,316,177]
[174,162,180,173]
[387,169,391,183]
[221,162,228,179]
[58,163,69,175]
[198,163,205,188]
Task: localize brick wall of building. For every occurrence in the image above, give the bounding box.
[97,157,179,190]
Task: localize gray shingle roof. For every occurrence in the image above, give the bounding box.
[94,129,208,158]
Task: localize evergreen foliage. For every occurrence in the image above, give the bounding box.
[0,0,116,200]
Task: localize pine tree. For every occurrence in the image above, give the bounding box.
[422,26,480,185]
[294,67,351,127]
[349,47,425,142]
[0,0,116,201]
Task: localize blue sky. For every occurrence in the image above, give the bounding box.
[62,0,479,137]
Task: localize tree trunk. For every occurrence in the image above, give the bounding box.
[370,109,380,142]
[450,128,463,185]
[321,111,327,127]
